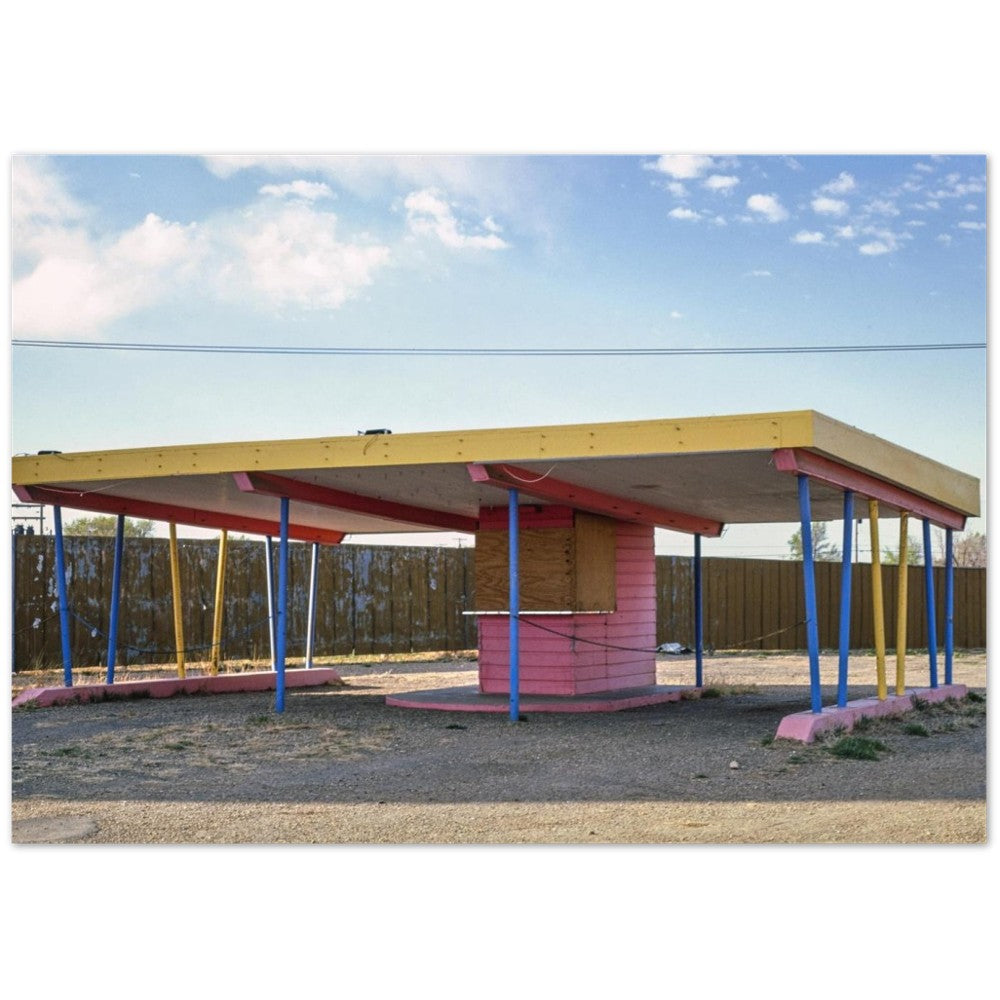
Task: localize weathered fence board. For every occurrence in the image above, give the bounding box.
[10,537,986,670]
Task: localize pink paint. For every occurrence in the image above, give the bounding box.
[386,684,699,713]
[774,684,969,743]
[478,520,658,696]
[11,668,343,710]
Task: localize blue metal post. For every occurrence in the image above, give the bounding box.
[923,518,938,689]
[264,535,277,669]
[508,488,520,722]
[305,541,319,668]
[275,499,290,712]
[693,533,703,687]
[52,506,73,687]
[106,514,125,684]
[836,491,854,708]
[797,476,822,714]
[11,531,17,675]
[945,528,954,686]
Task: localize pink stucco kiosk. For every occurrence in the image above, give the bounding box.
[12,410,979,735]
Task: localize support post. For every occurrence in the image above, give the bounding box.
[210,529,229,676]
[106,514,125,684]
[168,522,186,678]
[923,518,938,689]
[895,513,909,695]
[508,487,520,722]
[693,532,703,688]
[836,491,854,708]
[305,541,319,668]
[264,536,277,670]
[797,476,822,714]
[275,497,290,713]
[868,500,887,700]
[52,505,73,687]
[945,528,954,686]
[11,530,17,675]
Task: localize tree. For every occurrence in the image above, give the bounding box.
[952,531,986,568]
[64,515,156,537]
[881,534,922,565]
[787,522,841,561]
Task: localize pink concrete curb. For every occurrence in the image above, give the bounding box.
[11,668,344,709]
[386,684,700,713]
[774,684,968,743]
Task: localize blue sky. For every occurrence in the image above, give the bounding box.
[10,153,987,555]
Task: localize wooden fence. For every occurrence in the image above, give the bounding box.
[10,536,986,670]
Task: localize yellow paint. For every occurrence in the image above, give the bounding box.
[11,410,817,484]
[168,523,186,679]
[811,412,980,517]
[210,529,228,676]
[895,514,909,695]
[869,501,887,700]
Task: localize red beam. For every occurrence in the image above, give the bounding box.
[13,484,346,545]
[467,463,723,536]
[234,472,478,533]
[772,448,966,530]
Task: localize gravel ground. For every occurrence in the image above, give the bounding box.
[10,651,987,844]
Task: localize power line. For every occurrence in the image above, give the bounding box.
[9,339,987,358]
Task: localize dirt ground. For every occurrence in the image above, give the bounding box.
[10,650,987,844]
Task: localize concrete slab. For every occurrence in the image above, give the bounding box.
[774,684,968,743]
[386,684,700,713]
[11,668,343,710]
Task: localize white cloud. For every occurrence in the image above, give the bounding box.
[704,174,739,192]
[958,221,986,230]
[914,163,934,173]
[645,154,715,179]
[670,310,683,319]
[937,234,953,245]
[667,181,687,197]
[811,196,848,216]
[864,199,900,216]
[746,269,772,277]
[822,172,856,195]
[668,207,700,221]
[905,220,926,227]
[835,225,857,239]
[746,193,788,222]
[792,230,825,244]
[258,180,334,201]
[404,188,508,249]
[858,240,891,256]
[215,202,391,310]
[14,212,201,336]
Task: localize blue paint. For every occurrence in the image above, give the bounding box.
[797,476,822,714]
[836,491,854,708]
[923,519,938,688]
[264,535,276,669]
[106,514,125,684]
[52,506,73,687]
[693,533,703,688]
[306,541,319,668]
[275,499,290,712]
[11,532,17,675]
[945,528,954,685]
[508,487,520,722]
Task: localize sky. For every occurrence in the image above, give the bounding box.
[9,153,987,557]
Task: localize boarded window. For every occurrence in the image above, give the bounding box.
[473,511,617,612]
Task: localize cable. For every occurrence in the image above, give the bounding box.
[10,339,987,357]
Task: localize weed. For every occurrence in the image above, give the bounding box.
[700,687,722,699]
[760,735,774,746]
[967,691,985,703]
[163,741,190,751]
[902,722,930,737]
[787,753,806,764]
[827,736,888,761]
[246,714,272,727]
[912,696,931,712]
[852,715,873,732]
[692,773,708,780]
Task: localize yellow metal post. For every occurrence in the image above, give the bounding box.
[210,529,229,676]
[868,500,886,700]
[168,522,186,678]
[895,513,909,695]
